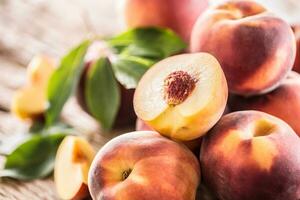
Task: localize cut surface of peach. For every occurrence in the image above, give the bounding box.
[54,136,95,200]
[11,86,46,120]
[27,55,56,87]
[134,53,228,141]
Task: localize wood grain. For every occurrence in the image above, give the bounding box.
[0,0,124,199]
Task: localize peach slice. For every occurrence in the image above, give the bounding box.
[54,136,95,200]
[27,55,56,88]
[11,86,46,120]
[133,53,228,141]
[11,55,55,120]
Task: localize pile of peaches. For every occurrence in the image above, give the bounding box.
[12,0,300,200]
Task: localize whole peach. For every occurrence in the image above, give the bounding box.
[229,71,300,136]
[77,42,136,128]
[88,131,200,200]
[292,25,300,73]
[121,0,208,42]
[191,0,296,96]
[201,111,300,200]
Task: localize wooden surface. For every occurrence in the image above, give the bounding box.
[0,0,125,199]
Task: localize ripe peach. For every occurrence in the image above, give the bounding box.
[77,42,136,128]
[191,0,296,95]
[54,136,95,200]
[201,111,300,200]
[121,0,208,42]
[292,25,300,73]
[88,131,200,200]
[229,71,300,136]
[134,53,228,141]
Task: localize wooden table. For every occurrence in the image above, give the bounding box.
[0,0,125,199]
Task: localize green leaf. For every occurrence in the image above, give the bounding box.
[0,133,67,180]
[46,40,91,126]
[111,55,154,89]
[85,57,120,130]
[107,27,186,58]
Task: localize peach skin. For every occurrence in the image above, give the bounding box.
[229,71,300,136]
[191,0,296,96]
[292,25,300,73]
[121,0,208,42]
[134,53,228,141]
[88,131,200,200]
[54,136,95,200]
[201,111,300,200]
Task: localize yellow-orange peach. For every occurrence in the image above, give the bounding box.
[121,0,208,42]
[191,0,296,96]
[201,111,300,200]
[229,71,300,136]
[88,131,200,200]
[134,53,228,141]
[11,55,55,120]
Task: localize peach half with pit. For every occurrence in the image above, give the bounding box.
[133,53,228,141]
[200,111,300,200]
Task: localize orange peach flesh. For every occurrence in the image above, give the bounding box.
[201,111,300,200]
[134,53,228,141]
[54,136,95,200]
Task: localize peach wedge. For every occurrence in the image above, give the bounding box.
[134,53,228,141]
[54,136,95,200]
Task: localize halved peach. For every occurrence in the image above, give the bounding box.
[11,55,55,120]
[11,86,46,120]
[54,136,95,200]
[27,55,56,88]
[134,53,228,141]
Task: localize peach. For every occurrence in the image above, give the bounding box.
[88,131,200,200]
[196,184,218,200]
[136,118,201,154]
[134,53,228,141]
[77,41,136,128]
[121,0,208,42]
[11,55,55,120]
[292,25,300,73]
[191,0,296,96]
[54,136,95,200]
[201,111,300,200]
[229,71,300,136]
[11,86,47,120]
